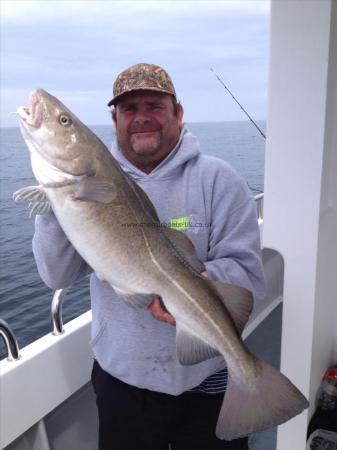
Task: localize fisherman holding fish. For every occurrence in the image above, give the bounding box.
[16,63,308,450]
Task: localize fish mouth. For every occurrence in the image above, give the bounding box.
[17,90,43,130]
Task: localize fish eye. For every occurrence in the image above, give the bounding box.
[59,114,72,127]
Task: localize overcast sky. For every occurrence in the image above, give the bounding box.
[1,0,270,127]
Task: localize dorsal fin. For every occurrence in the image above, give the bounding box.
[162,227,205,275]
[118,169,204,276]
[131,180,160,222]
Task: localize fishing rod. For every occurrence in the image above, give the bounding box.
[210,68,265,194]
[210,68,266,140]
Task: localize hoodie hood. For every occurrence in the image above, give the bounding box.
[110,124,201,180]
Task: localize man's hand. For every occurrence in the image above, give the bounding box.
[147,298,176,326]
[147,271,209,326]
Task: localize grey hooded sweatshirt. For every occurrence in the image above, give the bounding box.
[32,125,265,395]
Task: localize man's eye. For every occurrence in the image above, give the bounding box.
[149,105,162,111]
[121,106,135,113]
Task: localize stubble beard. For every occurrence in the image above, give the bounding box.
[129,131,162,156]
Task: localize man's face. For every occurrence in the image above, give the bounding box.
[113,91,183,173]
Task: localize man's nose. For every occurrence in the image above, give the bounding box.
[134,111,151,124]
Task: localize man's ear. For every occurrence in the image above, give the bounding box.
[112,108,117,124]
[177,104,184,127]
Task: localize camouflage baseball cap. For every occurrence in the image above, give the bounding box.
[107,63,177,106]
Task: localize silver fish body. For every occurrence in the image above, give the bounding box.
[14,89,309,440]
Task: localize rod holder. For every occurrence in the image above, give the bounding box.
[51,288,70,336]
[0,319,20,361]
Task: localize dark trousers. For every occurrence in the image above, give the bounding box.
[91,361,249,450]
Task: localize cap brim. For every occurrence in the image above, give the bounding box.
[107,87,176,107]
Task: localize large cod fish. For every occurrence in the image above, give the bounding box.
[14,89,308,440]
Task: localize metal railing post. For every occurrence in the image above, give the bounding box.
[51,288,69,336]
[254,193,264,224]
[0,319,20,361]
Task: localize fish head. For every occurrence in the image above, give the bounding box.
[17,89,104,184]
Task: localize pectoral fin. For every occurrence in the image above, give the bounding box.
[176,322,220,365]
[13,185,51,216]
[73,178,117,204]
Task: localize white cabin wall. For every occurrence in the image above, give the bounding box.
[323,0,337,216]
[264,1,337,449]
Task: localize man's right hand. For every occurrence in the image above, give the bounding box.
[147,298,176,326]
[146,272,208,326]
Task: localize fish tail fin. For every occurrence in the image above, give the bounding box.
[216,356,309,440]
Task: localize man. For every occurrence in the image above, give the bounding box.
[33,63,265,450]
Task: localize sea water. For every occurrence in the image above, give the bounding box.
[0,121,265,359]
